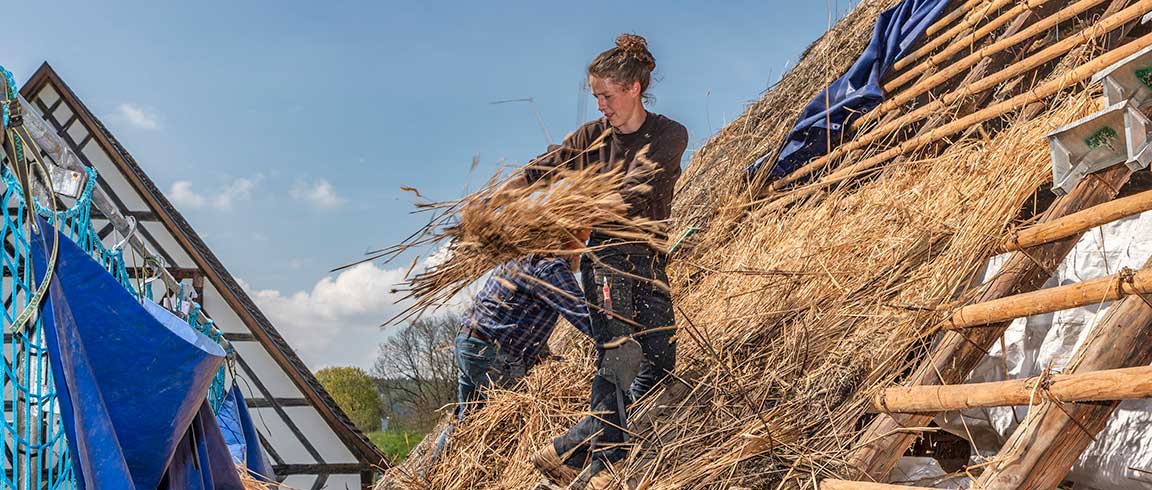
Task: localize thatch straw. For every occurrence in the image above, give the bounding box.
[376,0,1125,487]
[366,154,665,325]
[238,466,279,489]
[381,88,1098,489]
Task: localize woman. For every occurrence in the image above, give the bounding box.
[511,34,689,489]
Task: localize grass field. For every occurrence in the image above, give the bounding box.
[368,430,426,462]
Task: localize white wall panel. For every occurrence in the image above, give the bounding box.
[33,86,60,109]
[80,149,149,210]
[232,341,305,398]
[138,222,196,268]
[279,475,317,489]
[202,283,252,334]
[64,117,88,144]
[321,473,363,489]
[247,405,316,465]
[49,103,74,127]
[284,406,359,464]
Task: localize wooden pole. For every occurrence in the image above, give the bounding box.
[926,0,990,39]
[941,267,1152,330]
[758,31,1152,209]
[890,0,1040,81]
[770,1,1151,193]
[889,0,1018,73]
[976,258,1152,489]
[885,0,1114,93]
[999,189,1152,252]
[847,162,1136,481]
[872,365,1152,413]
[855,0,1124,133]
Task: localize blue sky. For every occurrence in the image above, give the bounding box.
[2,1,853,368]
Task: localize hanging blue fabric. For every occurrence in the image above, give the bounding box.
[29,217,231,489]
[158,401,246,490]
[745,0,950,181]
[216,385,276,481]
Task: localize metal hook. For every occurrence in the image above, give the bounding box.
[112,215,137,252]
[141,255,165,285]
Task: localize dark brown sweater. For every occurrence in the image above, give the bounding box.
[523,112,688,223]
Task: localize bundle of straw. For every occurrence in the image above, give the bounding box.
[237,467,277,489]
[360,156,664,325]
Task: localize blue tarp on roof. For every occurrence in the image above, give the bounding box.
[745,0,950,182]
[30,218,244,490]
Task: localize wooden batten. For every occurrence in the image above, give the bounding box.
[884,0,1117,93]
[872,365,1152,413]
[760,31,1152,211]
[942,267,1152,330]
[889,0,1041,80]
[999,189,1152,252]
[768,2,1152,194]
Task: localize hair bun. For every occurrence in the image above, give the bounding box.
[615,34,655,70]
[615,34,647,52]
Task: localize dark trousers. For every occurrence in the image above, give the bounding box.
[454,332,528,418]
[552,249,676,467]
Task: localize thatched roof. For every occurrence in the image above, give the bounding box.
[383,0,1152,487]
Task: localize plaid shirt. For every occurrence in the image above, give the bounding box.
[465,256,598,360]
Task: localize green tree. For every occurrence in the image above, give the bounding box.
[315,366,382,432]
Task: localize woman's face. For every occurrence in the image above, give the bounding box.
[589,75,643,131]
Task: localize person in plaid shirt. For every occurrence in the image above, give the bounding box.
[453,228,601,416]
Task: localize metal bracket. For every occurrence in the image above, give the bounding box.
[1092,43,1152,108]
[1048,101,1152,195]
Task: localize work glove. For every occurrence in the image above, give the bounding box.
[597,336,643,389]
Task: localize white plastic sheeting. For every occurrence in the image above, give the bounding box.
[933,208,1152,490]
[891,457,971,488]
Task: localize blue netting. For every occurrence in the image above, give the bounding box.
[1,64,231,488]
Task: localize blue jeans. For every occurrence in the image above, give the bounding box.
[454,332,528,418]
[552,249,677,468]
[429,332,530,469]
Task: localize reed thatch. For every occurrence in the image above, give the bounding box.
[378,0,1143,487]
[370,157,664,325]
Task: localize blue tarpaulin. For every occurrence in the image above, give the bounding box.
[159,402,248,490]
[217,385,276,481]
[745,0,950,181]
[29,218,244,490]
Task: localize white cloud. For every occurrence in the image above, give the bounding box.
[242,253,471,370]
[167,176,261,211]
[116,103,160,130]
[241,262,414,370]
[169,181,206,208]
[214,177,259,210]
[291,177,347,210]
